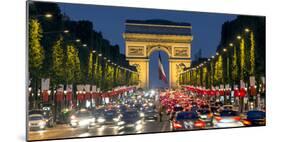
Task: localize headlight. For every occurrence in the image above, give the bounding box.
[136,120,142,124]
[70,115,76,120]
[118,121,125,125]
[97,118,105,123]
[113,117,120,122]
[90,118,96,122]
[39,121,46,126]
[140,112,144,117]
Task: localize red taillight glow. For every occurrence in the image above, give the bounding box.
[208,113,213,118]
[173,121,182,128]
[242,119,252,125]
[215,116,222,121]
[233,116,241,121]
[194,120,206,128]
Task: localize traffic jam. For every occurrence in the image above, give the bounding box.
[28,88,265,140]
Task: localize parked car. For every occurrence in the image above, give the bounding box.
[28,114,47,131]
[171,111,206,131]
[242,110,265,126]
[214,110,244,128]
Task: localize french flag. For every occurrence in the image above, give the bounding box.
[158,52,168,84]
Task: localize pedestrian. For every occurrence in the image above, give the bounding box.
[159,105,163,122]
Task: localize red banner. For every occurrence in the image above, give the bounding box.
[42,90,48,102]
[66,92,72,101]
[56,92,63,102]
[239,88,246,97]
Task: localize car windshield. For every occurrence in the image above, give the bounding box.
[29,116,43,121]
[198,109,211,114]
[123,111,139,118]
[174,106,183,111]
[104,110,117,116]
[176,112,198,120]
[76,111,91,118]
[220,110,239,116]
[247,111,265,119]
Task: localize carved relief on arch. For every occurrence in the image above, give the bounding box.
[146,44,172,57]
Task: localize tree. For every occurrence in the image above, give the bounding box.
[88,52,93,82]
[65,45,81,84]
[240,38,245,80]
[29,19,44,107]
[29,19,44,78]
[51,36,64,84]
[250,31,255,76]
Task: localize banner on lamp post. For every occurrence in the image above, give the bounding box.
[240,80,245,89]
[250,76,255,86]
[41,78,50,91]
[92,85,97,92]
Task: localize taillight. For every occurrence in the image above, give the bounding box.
[215,116,222,122]
[242,119,252,126]
[173,121,182,128]
[208,113,213,118]
[194,120,206,128]
[233,116,241,121]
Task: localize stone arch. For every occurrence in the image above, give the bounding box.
[147,45,172,58]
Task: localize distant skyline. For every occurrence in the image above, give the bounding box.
[58,3,237,88]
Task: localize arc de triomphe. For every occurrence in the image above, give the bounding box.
[123,20,193,89]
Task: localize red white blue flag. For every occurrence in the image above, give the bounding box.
[158,52,168,84]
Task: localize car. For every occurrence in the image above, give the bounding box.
[69,109,94,128]
[118,110,143,132]
[171,111,206,131]
[169,104,184,120]
[197,109,213,127]
[214,110,244,128]
[29,109,55,127]
[221,105,234,111]
[242,110,265,126]
[96,109,121,125]
[28,114,47,130]
[143,107,159,121]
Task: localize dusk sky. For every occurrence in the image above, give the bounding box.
[58,3,237,88]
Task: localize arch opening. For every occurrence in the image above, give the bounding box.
[149,50,169,89]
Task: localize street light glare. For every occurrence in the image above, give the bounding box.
[216,52,219,56]
[76,39,81,42]
[98,53,102,57]
[92,50,96,53]
[223,48,227,52]
[237,35,241,39]
[229,43,233,47]
[82,44,87,47]
[211,56,215,59]
[64,30,69,33]
[245,28,250,32]
[45,13,52,18]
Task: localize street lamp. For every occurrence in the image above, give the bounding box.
[92,50,96,53]
[98,53,102,57]
[76,39,81,43]
[223,48,227,52]
[211,56,215,59]
[208,58,211,61]
[82,44,87,47]
[107,59,111,62]
[45,13,53,18]
[216,52,219,56]
[229,43,233,47]
[237,35,241,39]
[245,28,250,33]
[104,57,107,60]
[63,30,69,33]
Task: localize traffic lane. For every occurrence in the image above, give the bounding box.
[28,124,89,141]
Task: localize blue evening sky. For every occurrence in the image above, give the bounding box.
[58,3,237,88]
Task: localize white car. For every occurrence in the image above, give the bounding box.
[29,114,47,130]
[214,110,244,128]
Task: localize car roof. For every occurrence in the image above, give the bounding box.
[29,114,44,117]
